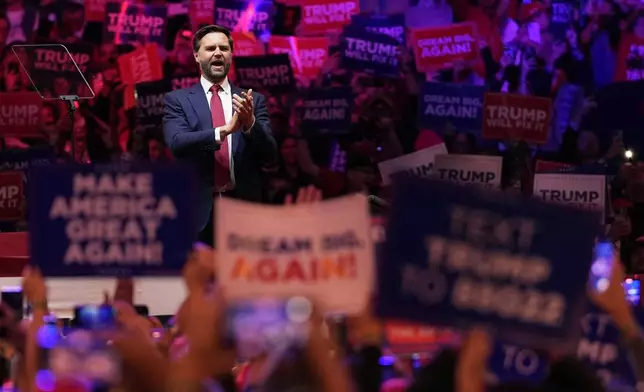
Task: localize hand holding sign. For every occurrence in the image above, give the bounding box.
[182,243,216,294]
[21,265,46,306]
[233,89,254,129]
[457,328,492,392]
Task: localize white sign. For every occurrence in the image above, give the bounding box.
[433,154,502,188]
[378,143,447,185]
[215,194,374,314]
[533,173,605,220]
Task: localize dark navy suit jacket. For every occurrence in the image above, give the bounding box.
[162,82,277,231]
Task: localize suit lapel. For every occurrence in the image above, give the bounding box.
[187,83,212,132]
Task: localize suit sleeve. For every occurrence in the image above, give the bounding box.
[244,92,278,166]
[163,93,219,155]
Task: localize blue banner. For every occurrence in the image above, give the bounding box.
[215,0,274,36]
[376,178,599,348]
[418,83,485,134]
[104,3,167,45]
[350,13,405,45]
[341,27,401,77]
[233,54,295,95]
[0,147,55,174]
[28,164,197,276]
[300,87,353,137]
[136,79,170,132]
[488,341,549,384]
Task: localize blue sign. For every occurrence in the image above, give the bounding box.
[488,341,549,384]
[341,27,401,77]
[577,306,638,388]
[104,3,167,46]
[300,87,353,137]
[350,13,405,45]
[550,0,574,40]
[136,79,170,132]
[28,164,197,276]
[376,178,599,348]
[215,0,274,37]
[0,147,55,174]
[418,83,485,133]
[233,54,295,95]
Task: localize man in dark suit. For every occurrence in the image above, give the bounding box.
[163,25,277,245]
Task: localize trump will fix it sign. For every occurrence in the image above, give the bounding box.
[482,93,552,144]
[0,172,23,221]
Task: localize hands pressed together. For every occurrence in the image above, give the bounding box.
[221,89,255,141]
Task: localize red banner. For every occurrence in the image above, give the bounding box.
[0,92,42,136]
[117,44,164,85]
[0,172,23,221]
[189,0,215,25]
[535,160,574,173]
[296,0,359,35]
[268,36,329,79]
[482,93,552,144]
[411,23,479,72]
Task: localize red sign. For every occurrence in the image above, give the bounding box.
[614,34,644,82]
[85,0,107,22]
[482,93,552,144]
[0,92,42,136]
[296,0,359,35]
[123,84,136,110]
[269,36,329,79]
[117,44,164,85]
[411,23,479,72]
[189,0,214,25]
[535,160,574,173]
[0,172,23,221]
[229,32,266,82]
[232,32,265,57]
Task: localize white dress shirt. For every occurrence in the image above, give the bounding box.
[200,75,235,189]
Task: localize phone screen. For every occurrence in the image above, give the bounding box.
[134,305,149,317]
[227,297,311,357]
[73,305,116,329]
[590,242,614,292]
[2,286,24,320]
[624,277,640,305]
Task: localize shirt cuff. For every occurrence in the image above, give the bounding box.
[214,127,222,143]
[243,117,256,135]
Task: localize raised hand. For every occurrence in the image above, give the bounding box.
[284,185,322,205]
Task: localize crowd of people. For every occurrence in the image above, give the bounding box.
[0,0,640,205]
[2,0,644,390]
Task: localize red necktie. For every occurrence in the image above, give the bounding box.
[210,84,230,189]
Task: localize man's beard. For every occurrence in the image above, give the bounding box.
[200,59,230,82]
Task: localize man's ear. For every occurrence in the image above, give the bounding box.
[193,52,199,64]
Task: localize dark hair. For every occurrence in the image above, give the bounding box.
[192,24,234,53]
